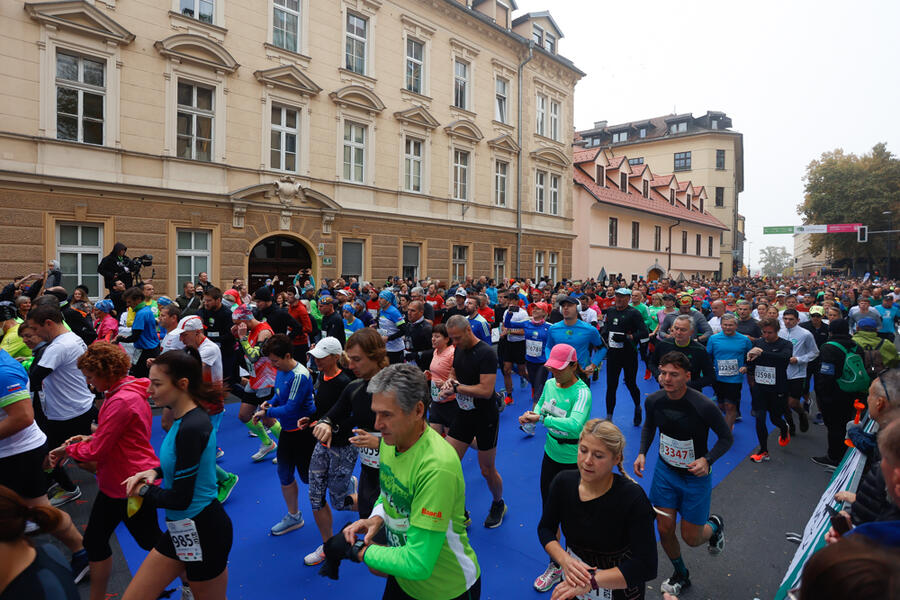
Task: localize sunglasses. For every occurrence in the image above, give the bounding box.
[878,369,892,408]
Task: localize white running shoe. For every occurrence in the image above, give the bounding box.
[533,562,562,592]
[304,544,326,566]
[252,441,277,462]
[180,585,195,600]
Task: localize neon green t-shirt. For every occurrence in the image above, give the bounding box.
[365,426,480,599]
[535,377,592,464]
[0,323,30,360]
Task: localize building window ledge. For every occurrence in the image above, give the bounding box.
[263,43,312,69]
[339,67,377,89]
[533,133,563,147]
[167,10,228,40]
[448,105,477,120]
[400,88,432,106]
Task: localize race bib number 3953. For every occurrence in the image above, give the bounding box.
[166,518,202,562]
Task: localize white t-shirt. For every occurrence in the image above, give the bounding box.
[579,307,599,325]
[161,331,186,353]
[198,337,223,384]
[38,332,94,421]
[0,380,46,459]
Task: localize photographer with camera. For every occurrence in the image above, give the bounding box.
[98,242,133,291]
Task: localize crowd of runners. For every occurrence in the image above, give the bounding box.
[1,252,900,599]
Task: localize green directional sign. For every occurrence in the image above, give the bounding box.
[763,226,795,234]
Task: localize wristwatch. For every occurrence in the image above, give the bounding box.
[138,484,151,497]
[452,381,459,393]
[350,539,366,562]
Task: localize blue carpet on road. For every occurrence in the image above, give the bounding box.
[115,370,760,599]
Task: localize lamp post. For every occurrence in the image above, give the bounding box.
[884,210,893,279]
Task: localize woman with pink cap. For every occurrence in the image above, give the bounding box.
[518,343,593,593]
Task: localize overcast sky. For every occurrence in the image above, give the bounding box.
[512,0,900,269]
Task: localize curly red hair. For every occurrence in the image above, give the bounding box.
[76,342,131,382]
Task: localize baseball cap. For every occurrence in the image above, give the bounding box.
[253,287,273,302]
[232,304,254,321]
[615,288,631,296]
[455,288,468,297]
[172,315,204,336]
[545,344,577,370]
[532,301,551,313]
[309,337,344,358]
[858,317,878,331]
[809,306,825,316]
[557,294,578,305]
[678,295,693,306]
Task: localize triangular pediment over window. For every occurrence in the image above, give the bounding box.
[254,65,322,96]
[393,106,440,130]
[530,146,569,168]
[329,85,385,113]
[25,1,135,45]
[486,134,520,153]
[444,119,484,143]
[154,34,239,73]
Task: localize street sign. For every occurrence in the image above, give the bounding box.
[827,223,862,233]
[322,257,333,265]
[763,226,795,234]
[794,225,827,234]
[764,223,862,234]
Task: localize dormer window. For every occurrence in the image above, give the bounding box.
[710,119,718,129]
[699,198,704,213]
[642,180,649,198]
[669,121,687,134]
[669,189,675,205]
[687,193,692,209]
[595,165,605,186]
[612,131,627,143]
[532,24,543,45]
[543,32,555,53]
[639,127,646,138]
[620,172,627,192]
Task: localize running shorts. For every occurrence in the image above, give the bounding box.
[428,399,458,427]
[503,341,526,365]
[0,445,48,499]
[156,500,233,581]
[308,444,358,511]
[649,461,712,526]
[712,381,742,405]
[448,399,499,451]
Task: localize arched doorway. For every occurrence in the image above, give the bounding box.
[248,235,312,293]
[647,268,664,281]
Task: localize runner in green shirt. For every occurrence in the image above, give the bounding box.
[343,363,481,600]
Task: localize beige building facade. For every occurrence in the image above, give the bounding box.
[0,0,582,298]
[571,147,727,281]
[793,232,831,276]
[577,112,744,278]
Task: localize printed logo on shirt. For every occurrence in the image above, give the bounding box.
[421,507,443,519]
[6,383,23,393]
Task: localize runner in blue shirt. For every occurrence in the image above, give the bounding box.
[520,302,552,435]
[545,295,604,386]
[377,290,407,364]
[874,295,900,342]
[464,297,492,345]
[115,286,161,378]
[705,314,753,430]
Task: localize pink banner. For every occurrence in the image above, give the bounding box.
[826,223,862,233]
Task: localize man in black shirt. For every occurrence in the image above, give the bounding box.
[634,351,732,596]
[404,300,432,370]
[747,318,793,463]
[253,287,304,339]
[440,314,506,529]
[176,280,202,317]
[650,315,714,393]
[734,301,761,340]
[601,288,650,425]
[42,288,97,345]
[443,289,468,321]
[317,294,346,347]
[199,286,238,390]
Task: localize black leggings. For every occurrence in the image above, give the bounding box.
[84,490,161,562]
[383,576,481,600]
[526,362,548,405]
[818,388,856,461]
[43,408,97,492]
[540,453,577,504]
[751,388,788,453]
[605,351,641,416]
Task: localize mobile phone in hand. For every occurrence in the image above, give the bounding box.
[825,505,850,535]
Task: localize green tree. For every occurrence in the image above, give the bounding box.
[799,143,900,274]
[758,246,792,277]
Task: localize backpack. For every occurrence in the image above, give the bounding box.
[862,339,886,378]
[825,341,871,394]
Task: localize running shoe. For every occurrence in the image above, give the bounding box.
[633,405,642,427]
[462,510,472,528]
[71,550,89,584]
[661,570,691,595]
[50,486,82,508]
[504,395,514,406]
[798,411,809,432]
[810,455,840,468]
[708,514,725,555]
[216,447,224,460]
[533,561,562,592]
[252,441,277,462]
[217,473,238,504]
[519,422,536,436]
[304,544,326,566]
[46,482,61,498]
[778,431,791,447]
[750,451,770,463]
[483,499,507,528]
[180,585,195,600]
[271,512,304,536]
[643,368,653,380]
[248,429,258,438]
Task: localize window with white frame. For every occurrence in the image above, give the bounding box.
[534,250,545,280]
[532,25,543,45]
[493,248,506,282]
[549,251,558,283]
[405,38,424,94]
[535,94,546,136]
[453,59,468,110]
[345,13,368,75]
[639,127,646,138]
[57,223,103,298]
[271,105,298,172]
[342,121,366,183]
[273,0,300,53]
[495,77,508,123]
[404,137,422,192]
[535,170,546,213]
[402,244,420,280]
[341,239,364,279]
[177,82,214,161]
[549,174,559,215]
[453,149,469,200]
[549,100,560,141]
[494,160,508,207]
[180,0,214,24]
[452,245,468,280]
[56,52,105,145]
[176,230,210,293]
[612,131,627,143]
[543,32,556,53]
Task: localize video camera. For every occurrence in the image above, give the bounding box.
[125,254,154,284]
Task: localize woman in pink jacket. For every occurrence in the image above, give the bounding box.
[91,299,119,345]
[49,342,161,600]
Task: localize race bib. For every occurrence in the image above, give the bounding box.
[207,331,219,339]
[368,308,379,319]
[565,548,612,600]
[430,381,440,403]
[385,513,410,547]
[491,328,501,343]
[166,518,202,562]
[359,432,382,469]
[608,332,624,349]
[717,359,739,377]
[659,433,695,469]
[543,402,567,418]
[456,393,475,411]
[526,339,543,358]
[755,365,776,386]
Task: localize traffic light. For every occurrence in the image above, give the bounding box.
[858,226,868,243]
